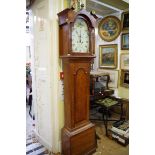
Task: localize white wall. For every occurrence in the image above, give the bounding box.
[31,0,52,150]
[31,0,65,153]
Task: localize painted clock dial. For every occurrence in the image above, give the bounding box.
[72,18,89,53]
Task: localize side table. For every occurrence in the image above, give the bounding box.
[95,97,123,136]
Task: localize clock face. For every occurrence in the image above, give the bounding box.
[72,18,89,53]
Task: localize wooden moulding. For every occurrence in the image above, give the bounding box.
[57,8,97,57]
[62,123,96,155]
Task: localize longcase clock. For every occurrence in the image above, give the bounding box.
[58,5,97,155]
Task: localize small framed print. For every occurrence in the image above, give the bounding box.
[121,70,129,88]
[121,11,129,30]
[98,69,119,88]
[121,33,129,50]
[120,53,129,70]
[99,44,117,69]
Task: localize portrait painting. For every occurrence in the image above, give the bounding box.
[99,44,117,69]
[124,72,129,84]
[121,70,129,88]
[121,11,129,30]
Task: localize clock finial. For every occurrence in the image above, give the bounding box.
[81,3,84,9]
[91,10,96,15]
[90,10,98,19]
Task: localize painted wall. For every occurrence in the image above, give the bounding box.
[26,10,32,64]
[31,0,52,151]
[31,0,67,153]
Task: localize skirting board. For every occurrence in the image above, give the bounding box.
[34,129,52,151]
[34,129,62,154]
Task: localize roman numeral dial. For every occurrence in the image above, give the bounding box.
[72,18,89,53]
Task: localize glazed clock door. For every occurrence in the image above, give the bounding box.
[72,18,89,53]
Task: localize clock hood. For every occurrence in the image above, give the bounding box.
[57,8,98,28]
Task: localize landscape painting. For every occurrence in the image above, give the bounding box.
[121,33,129,50]
[120,53,129,70]
[99,44,117,69]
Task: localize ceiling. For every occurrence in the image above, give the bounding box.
[26,0,129,15]
[86,0,129,17]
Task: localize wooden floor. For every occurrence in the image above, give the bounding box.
[92,122,129,155]
[27,105,128,155]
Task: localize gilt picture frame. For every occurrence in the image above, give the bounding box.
[98,16,121,42]
[99,44,117,69]
[121,33,129,50]
[121,70,129,88]
[120,53,129,70]
[121,11,129,31]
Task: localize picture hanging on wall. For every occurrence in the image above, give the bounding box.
[98,16,121,42]
[120,53,129,70]
[99,44,117,69]
[121,11,129,30]
[121,33,129,50]
[98,69,119,88]
[120,70,129,88]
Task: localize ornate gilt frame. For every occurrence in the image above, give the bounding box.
[121,33,129,50]
[121,11,129,31]
[120,53,129,70]
[120,70,129,88]
[98,16,121,42]
[99,44,118,69]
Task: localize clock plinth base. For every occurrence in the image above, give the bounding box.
[62,123,96,155]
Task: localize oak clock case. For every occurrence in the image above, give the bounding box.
[58,8,97,155]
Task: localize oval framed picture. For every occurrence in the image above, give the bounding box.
[98,16,121,42]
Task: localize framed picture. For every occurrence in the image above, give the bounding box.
[98,16,121,42]
[120,53,129,70]
[98,69,119,88]
[121,33,129,50]
[99,44,117,69]
[121,11,129,30]
[121,70,129,88]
